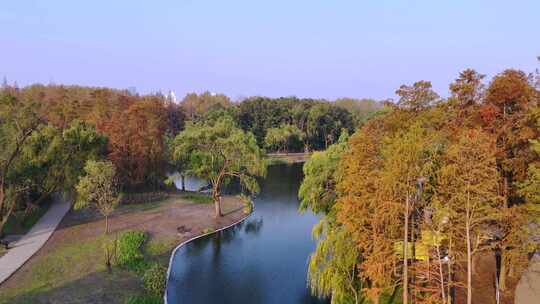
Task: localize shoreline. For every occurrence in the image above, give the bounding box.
[163,208,252,304]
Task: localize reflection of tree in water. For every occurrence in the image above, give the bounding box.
[244,217,264,236]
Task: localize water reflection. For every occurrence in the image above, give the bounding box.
[167,163,329,304]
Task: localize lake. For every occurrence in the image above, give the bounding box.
[166,163,329,304]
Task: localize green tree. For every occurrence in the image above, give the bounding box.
[75,160,120,270]
[19,121,107,206]
[172,117,266,217]
[299,131,348,214]
[264,124,304,153]
[298,132,363,303]
[0,92,42,233]
[75,160,120,235]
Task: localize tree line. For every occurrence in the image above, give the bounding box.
[0,82,379,234]
[300,65,540,304]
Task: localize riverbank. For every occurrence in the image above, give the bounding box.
[0,193,245,304]
[267,152,311,164]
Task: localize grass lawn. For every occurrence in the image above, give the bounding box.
[0,194,245,304]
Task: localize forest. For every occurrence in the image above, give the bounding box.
[299,66,540,304]
[1,63,539,304]
[0,82,370,235]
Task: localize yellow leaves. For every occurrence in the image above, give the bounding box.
[393,231,446,261]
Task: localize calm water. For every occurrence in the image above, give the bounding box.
[166,163,329,304]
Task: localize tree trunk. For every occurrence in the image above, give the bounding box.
[181,175,186,192]
[213,194,222,218]
[403,194,410,304]
[499,250,507,292]
[466,192,472,304]
[105,215,109,235]
[436,244,447,303]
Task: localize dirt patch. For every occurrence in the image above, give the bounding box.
[0,193,245,303]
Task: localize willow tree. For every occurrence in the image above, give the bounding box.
[437,129,502,304]
[299,132,362,303]
[0,92,41,233]
[173,116,266,217]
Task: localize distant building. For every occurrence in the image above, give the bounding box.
[127,86,137,95]
[166,90,178,103]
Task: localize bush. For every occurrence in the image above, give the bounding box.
[142,262,167,296]
[125,294,162,304]
[239,194,253,214]
[116,230,147,271]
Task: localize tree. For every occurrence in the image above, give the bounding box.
[481,69,538,292]
[436,128,502,304]
[396,81,440,112]
[101,96,168,188]
[299,131,348,214]
[164,134,188,191]
[378,124,438,304]
[180,91,231,121]
[298,132,363,303]
[449,69,486,108]
[264,124,304,153]
[173,117,266,217]
[334,98,384,126]
[0,92,42,233]
[19,121,107,206]
[75,160,120,270]
[308,219,362,304]
[336,121,402,304]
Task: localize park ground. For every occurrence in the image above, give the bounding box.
[0,193,245,304]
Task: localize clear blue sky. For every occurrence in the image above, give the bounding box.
[1,0,539,100]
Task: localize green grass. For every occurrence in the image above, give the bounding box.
[120,198,168,213]
[0,234,134,304]
[125,294,162,304]
[180,192,213,204]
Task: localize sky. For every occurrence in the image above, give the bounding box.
[1,0,539,101]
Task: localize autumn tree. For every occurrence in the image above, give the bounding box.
[336,121,402,304]
[181,91,231,121]
[172,116,266,217]
[299,132,363,303]
[102,96,168,188]
[396,81,440,112]
[449,69,486,108]
[436,128,502,304]
[481,69,538,292]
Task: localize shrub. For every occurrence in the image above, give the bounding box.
[239,194,253,214]
[125,294,162,304]
[116,230,147,271]
[142,262,167,296]
[202,227,215,234]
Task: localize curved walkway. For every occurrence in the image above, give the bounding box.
[0,194,71,285]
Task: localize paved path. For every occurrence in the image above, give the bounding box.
[0,194,71,285]
[515,253,540,304]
